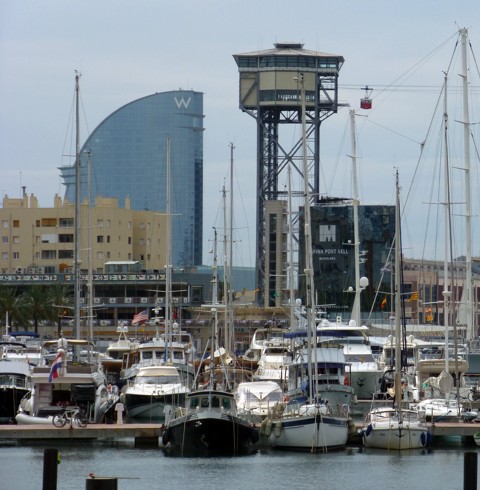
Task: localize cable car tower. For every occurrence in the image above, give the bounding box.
[233,42,344,305]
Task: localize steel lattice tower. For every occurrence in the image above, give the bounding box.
[233,42,344,305]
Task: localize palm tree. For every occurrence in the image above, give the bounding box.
[0,286,28,333]
[22,286,49,335]
[45,284,73,337]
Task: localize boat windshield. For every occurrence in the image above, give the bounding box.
[137,375,180,385]
[344,353,376,363]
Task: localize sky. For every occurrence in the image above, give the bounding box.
[1,0,479,269]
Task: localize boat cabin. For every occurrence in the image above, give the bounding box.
[186,390,235,412]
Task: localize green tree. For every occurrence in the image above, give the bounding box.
[22,286,49,334]
[0,286,28,333]
[45,284,73,337]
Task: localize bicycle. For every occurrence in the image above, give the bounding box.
[52,407,88,428]
[468,386,480,402]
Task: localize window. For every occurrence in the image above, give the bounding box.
[13,220,19,228]
[13,252,20,259]
[59,218,73,227]
[128,237,132,244]
[2,221,8,229]
[41,250,56,259]
[97,236,104,243]
[97,220,104,228]
[96,252,104,260]
[58,250,73,259]
[2,236,7,244]
[59,234,74,243]
[107,236,110,243]
[2,252,7,260]
[41,218,56,227]
[13,236,20,244]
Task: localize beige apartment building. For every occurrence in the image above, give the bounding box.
[0,193,168,274]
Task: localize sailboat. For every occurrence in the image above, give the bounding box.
[313,110,382,400]
[16,73,113,425]
[161,228,259,456]
[361,172,431,450]
[265,75,349,452]
[412,36,474,420]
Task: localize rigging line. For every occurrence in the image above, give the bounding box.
[364,117,423,145]
[402,83,445,214]
[374,31,459,100]
[469,38,480,79]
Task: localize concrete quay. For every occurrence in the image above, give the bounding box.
[0,423,163,447]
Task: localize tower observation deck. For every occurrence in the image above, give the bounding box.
[233,42,344,306]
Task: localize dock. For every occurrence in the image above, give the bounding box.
[0,423,163,447]
[1,421,479,447]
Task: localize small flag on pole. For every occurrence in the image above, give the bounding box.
[48,352,63,382]
[132,309,149,325]
[380,297,387,309]
[408,292,419,302]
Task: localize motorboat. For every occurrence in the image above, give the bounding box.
[122,364,190,422]
[283,331,355,415]
[0,348,32,423]
[234,380,283,423]
[315,318,383,400]
[162,388,259,456]
[252,344,292,389]
[411,397,463,422]
[101,324,140,386]
[120,328,196,390]
[16,336,116,424]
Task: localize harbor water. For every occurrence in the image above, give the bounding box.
[0,439,477,490]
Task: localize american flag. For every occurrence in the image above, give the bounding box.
[132,309,149,325]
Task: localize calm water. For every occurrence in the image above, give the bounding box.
[0,439,478,490]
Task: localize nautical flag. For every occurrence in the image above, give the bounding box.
[48,352,63,382]
[408,292,419,302]
[132,309,149,325]
[380,297,387,309]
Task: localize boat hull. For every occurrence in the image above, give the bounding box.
[0,387,30,424]
[361,407,431,450]
[362,425,430,450]
[268,412,348,451]
[124,392,187,422]
[163,411,258,456]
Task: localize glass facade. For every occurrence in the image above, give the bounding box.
[299,203,395,317]
[59,90,204,267]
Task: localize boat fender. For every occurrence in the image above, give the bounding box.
[273,421,283,437]
[251,427,260,444]
[264,419,273,437]
[162,426,171,446]
[365,423,373,436]
[421,431,432,447]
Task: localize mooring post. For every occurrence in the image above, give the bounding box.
[464,451,478,490]
[86,476,118,489]
[43,448,58,490]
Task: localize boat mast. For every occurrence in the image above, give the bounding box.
[394,170,403,410]
[73,71,81,342]
[460,28,474,342]
[442,74,451,378]
[287,164,295,328]
[298,74,317,401]
[349,110,368,325]
[165,137,172,362]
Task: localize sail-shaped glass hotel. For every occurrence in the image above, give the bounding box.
[59,90,204,267]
